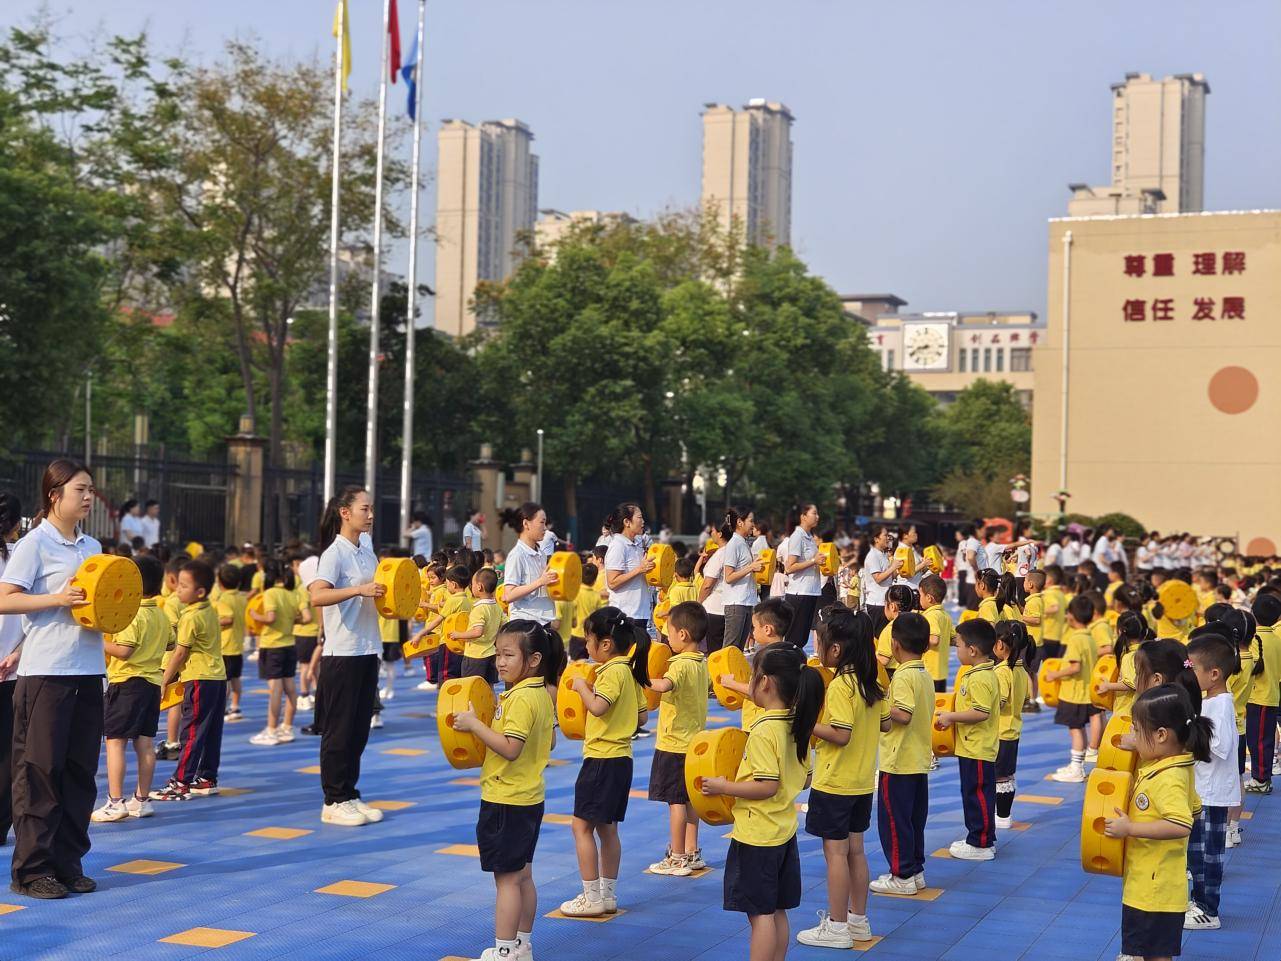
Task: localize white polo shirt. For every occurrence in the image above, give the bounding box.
[120,513,145,543]
[314,532,380,657]
[505,539,554,624]
[139,514,161,547]
[785,527,821,597]
[702,549,726,616]
[862,547,890,606]
[1,522,105,676]
[605,533,651,619]
[0,553,24,664]
[462,521,483,551]
[720,533,758,608]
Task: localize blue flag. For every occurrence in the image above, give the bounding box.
[401,31,419,119]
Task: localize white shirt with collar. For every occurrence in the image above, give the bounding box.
[139,514,161,547]
[0,553,24,664]
[719,533,758,608]
[314,532,380,657]
[605,533,651,619]
[505,539,554,624]
[120,513,145,543]
[462,521,483,552]
[784,527,821,597]
[862,547,890,606]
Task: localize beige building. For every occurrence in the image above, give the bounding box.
[433,119,539,337]
[534,209,635,254]
[1031,210,1281,554]
[701,100,794,248]
[846,295,1041,406]
[1068,73,1209,217]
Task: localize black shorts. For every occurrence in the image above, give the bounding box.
[648,749,689,805]
[1086,704,1105,718]
[573,756,633,824]
[104,677,162,740]
[724,836,801,915]
[222,654,244,680]
[258,646,298,680]
[296,635,319,664]
[381,641,402,664]
[1121,904,1183,958]
[934,679,947,693]
[476,800,544,874]
[1054,701,1091,730]
[996,738,1020,779]
[1043,640,1065,659]
[1238,735,1247,775]
[461,655,499,686]
[804,789,872,839]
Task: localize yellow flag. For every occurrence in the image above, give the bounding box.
[332,0,351,94]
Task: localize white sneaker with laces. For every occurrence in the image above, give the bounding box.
[471,948,515,961]
[416,679,438,692]
[370,713,384,729]
[1273,754,1281,775]
[296,695,313,712]
[1184,908,1221,930]
[91,799,129,823]
[250,727,280,746]
[928,756,940,772]
[847,915,873,942]
[126,796,154,818]
[602,894,618,914]
[995,815,1013,830]
[796,911,855,948]
[353,799,385,823]
[870,873,917,895]
[321,800,368,826]
[950,840,996,861]
[648,853,692,877]
[1051,765,1086,783]
[557,893,605,917]
[514,939,533,961]
[685,848,707,871]
[276,725,296,743]
[1226,824,1242,848]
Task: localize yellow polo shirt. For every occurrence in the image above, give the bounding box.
[879,660,933,775]
[216,592,247,657]
[954,661,1000,761]
[584,656,642,760]
[977,597,1006,627]
[1090,618,1115,655]
[1023,591,1045,646]
[480,677,554,806]
[656,651,709,754]
[1231,641,1257,734]
[730,710,810,847]
[996,661,1029,741]
[465,599,503,660]
[573,588,604,635]
[1114,649,1138,718]
[1043,587,1066,641]
[922,604,953,683]
[1059,628,1096,705]
[667,580,698,606]
[813,672,889,795]
[177,600,227,682]
[293,584,319,639]
[876,620,894,665]
[107,598,171,686]
[1122,754,1196,913]
[1249,626,1281,707]
[258,585,300,650]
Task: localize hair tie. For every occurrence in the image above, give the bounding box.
[1185,717,1193,726]
[1183,658,1193,669]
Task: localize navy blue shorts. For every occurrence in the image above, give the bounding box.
[648,749,689,805]
[1054,701,1091,730]
[1121,904,1183,958]
[724,836,801,915]
[996,738,1020,779]
[476,800,543,874]
[573,756,633,824]
[258,646,297,680]
[804,789,872,839]
[103,677,161,740]
[222,654,244,680]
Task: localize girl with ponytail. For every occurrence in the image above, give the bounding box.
[1097,611,1153,718]
[558,608,650,919]
[993,621,1032,829]
[702,645,823,955]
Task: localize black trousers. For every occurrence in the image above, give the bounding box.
[0,681,13,843]
[958,756,997,848]
[319,655,379,805]
[865,604,887,638]
[704,614,726,654]
[724,605,753,650]
[877,771,928,880]
[10,675,103,885]
[173,680,227,785]
[783,594,820,650]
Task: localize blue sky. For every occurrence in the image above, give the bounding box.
[9,0,1279,320]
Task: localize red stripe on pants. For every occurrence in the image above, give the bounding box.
[176,682,201,784]
[881,774,901,875]
[976,761,990,847]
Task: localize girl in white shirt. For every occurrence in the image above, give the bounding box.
[603,503,655,623]
[718,510,761,651]
[859,525,902,635]
[500,504,559,626]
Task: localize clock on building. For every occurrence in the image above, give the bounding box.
[902,323,950,371]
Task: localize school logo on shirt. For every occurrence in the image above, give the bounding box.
[1133,792,1150,812]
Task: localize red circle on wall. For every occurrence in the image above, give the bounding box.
[1207,366,1258,414]
[1246,537,1277,556]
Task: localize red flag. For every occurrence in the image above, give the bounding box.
[388,0,402,82]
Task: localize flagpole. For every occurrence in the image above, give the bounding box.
[323,0,346,505]
[399,0,427,541]
[364,0,393,504]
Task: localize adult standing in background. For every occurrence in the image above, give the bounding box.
[782,504,822,649]
[501,503,558,626]
[461,511,484,552]
[956,525,980,608]
[140,500,161,548]
[752,519,773,602]
[404,512,434,560]
[698,529,728,654]
[603,503,655,625]
[0,493,24,846]
[118,500,144,546]
[860,524,902,634]
[718,509,761,651]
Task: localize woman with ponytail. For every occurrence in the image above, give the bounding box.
[782,504,824,649]
[701,645,823,957]
[0,493,24,847]
[719,509,763,651]
[603,503,655,626]
[0,461,103,899]
[500,503,558,626]
[307,486,388,828]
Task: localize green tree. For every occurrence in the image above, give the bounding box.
[937,380,1032,474]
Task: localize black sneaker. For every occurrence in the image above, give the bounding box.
[301,724,322,736]
[11,876,68,900]
[58,875,97,894]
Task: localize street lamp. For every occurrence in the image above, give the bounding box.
[535,429,544,504]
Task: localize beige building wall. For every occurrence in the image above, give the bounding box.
[1031,210,1281,554]
[700,100,793,248]
[534,209,635,256]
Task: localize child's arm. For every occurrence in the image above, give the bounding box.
[700,776,780,800]
[936,707,988,729]
[928,632,940,653]
[1099,678,1132,692]
[1104,809,1192,840]
[811,722,850,746]
[1022,611,1042,626]
[880,716,892,732]
[296,604,312,626]
[413,614,445,641]
[649,677,676,694]
[218,612,234,628]
[452,710,525,761]
[103,640,135,660]
[161,644,191,688]
[571,677,611,717]
[249,607,275,625]
[1043,600,1060,615]
[1045,659,1080,682]
[888,706,913,725]
[719,675,751,697]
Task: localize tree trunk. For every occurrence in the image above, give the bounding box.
[267,337,291,543]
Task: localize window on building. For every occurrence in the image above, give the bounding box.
[983,348,992,372]
[886,349,895,370]
[971,348,980,371]
[958,349,967,373]
[994,348,1004,372]
[1010,348,1032,372]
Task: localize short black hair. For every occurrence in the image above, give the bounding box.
[1068,594,1095,625]
[446,564,471,588]
[473,567,498,595]
[753,597,793,636]
[674,555,696,579]
[956,617,997,656]
[581,561,598,586]
[217,563,242,590]
[181,559,215,596]
[892,611,929,655]
[918,574,946,603]
[134,554,164,597]
[668,601,708,644]
[1187,632,1237,677]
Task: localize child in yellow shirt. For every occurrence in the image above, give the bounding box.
[412,565,473,686]
[718,598,792,732]
[1046,595,1098,782]
[918,575,953,693]
[667,556,699,606]
[214,564,248,721]
[452,567,504,685]
[992,621,1031,829]
[569,563,604,661]
[874,585,916,677]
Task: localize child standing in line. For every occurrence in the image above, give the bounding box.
[215,565,248,721]
[377,611,405,712]
[874,585,916,677]
[1021,570,1046,710]
[155,556,188,761]
[452,620,564,961]
[797,608,887,949]
[992,621,1031,830]
[936,619,1001,860]
[870,611,935,896]
[1042,565,1067,658]
[559,608,650,918]
[412,565,473,687]
[1099,611,1151,719]
[668,556,699,606]
[719,598,793,732]
[1244,593,1281,794]
[1047,595,1098,783]
[975,570,1014,628]
[92,555,169,821]
[646,601,710,877]
[919,575,953,694]
[1204,603,1258,846]
[1084,591,1113,763]
[1184,632,1240,931]
[248,558,309,746]
[452,567,503,686]
[701,645,823,961]
[415,562,446,691]
[291,550,321,712]
[570,563,605,662]
[1104,684,1211,961]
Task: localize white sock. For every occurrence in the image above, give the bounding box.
[601,876,617,898]
[494,937,518,957]
[583,879,600,901]
[1070,750,1084,767]
[828,918,848,932]
[848,913,867,925]
[517,930,531,951]
[1230,819,1239,829]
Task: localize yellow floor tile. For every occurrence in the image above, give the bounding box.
[403,711,435,719]
[160,927,256,948]
[0,904,25,916]
[250,687,271,695]
[628,789,648,799]
[382,748,428,756]
[1016,794,1065,806]
[435,844,481,857]
[295,765,323,775]
[108,859,185,876]
[932,848,954,859]
[367,800,416,811]
[450,777,482,786]
[873,886,944,901]
[1240,810,1253,820]
[218,787,254,797]
[315,880,397,898]
[245,827,313,840]
[546,758,570,767]
[542,813,575,825]
[1007,820,1032,831]
[853,936,884,951]
[544,908,627,922]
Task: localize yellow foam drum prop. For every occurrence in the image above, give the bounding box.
[685,727,748,826]
[923,545,944,575]
[402,629,438,660]
[932,693,957,758]
[709,645,751,710]
[1038,657,1064,707]
[160,681,185,711]
[754,548,776,586]
[806,657,834,689]
[70,554,142,635]
[1081,768,1131,876]
[557,660,598,740]
[1091,654,1119,710]
[548,551,582,603]
[653,598,671,635]
[1097,712,1138,774]
[495,583,509,615]
[246,593,266,636]
[894,545,916,579]
[442,611,472,655]
[644,642,672,711]
[437,675,497,769]
[958,609,979,624]
[374,557,420,620]
[646,544,676,591]
[1158,580,1198,621]
[817,542,839,577]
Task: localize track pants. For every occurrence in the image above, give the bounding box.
[877,771,928,879]
[958,756,996,848]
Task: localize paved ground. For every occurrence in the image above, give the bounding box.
[2,657,1277,961]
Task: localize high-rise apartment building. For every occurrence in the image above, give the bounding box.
[700,100,794,248]
[1068,72,1208,216]
[433,118,539,336]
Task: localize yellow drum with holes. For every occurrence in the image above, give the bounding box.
[1091,654,1119,710]
[374,558,420,620]
[1080,768,1131,876]
[709,646,751,710]
[1038,657,1064,707]
[1097,713,1137,774]
[441,611,472,655]
[817,542,839,577]
[754,549,775,586]
[643,642,672,711]
[437,675,497,769]
[70,555,142,634]
[895,545,916,578]
[932,693,957,757]
[548,551,582,602]
[557,661,598,740]
[685,728,749,826]
[646,544,675,590]
[923,545,944,575]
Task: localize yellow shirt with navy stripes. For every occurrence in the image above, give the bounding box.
[812,672,889,795]
[584,655,644,760]
[465,599,503,660]
[1249,625,1281,707]
[995,659,1029,741]
[216,591,248,657]
[922,604,953,683]
[667,580,698,606]
[481,677,555,806]
[1121,753,1196,913]
[1023,591,1045,645]
[177,599,227,682]
[879,659,934,775]
[259,585,300,650]
[107,598,172,686]
[293,583,319,639]
[731,709,811,847]
[1059,628,1096,705]
[1230,640,1258,733]
[656,651,709,754]
[954,660,1000,761]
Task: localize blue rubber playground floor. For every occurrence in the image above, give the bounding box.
[3,656,1280,961]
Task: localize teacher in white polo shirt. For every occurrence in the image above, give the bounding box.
[500,503,559,626]
[782,504,823,649]
[604,503,655,626]
[719,508,762,651]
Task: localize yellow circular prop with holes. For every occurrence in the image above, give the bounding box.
[817,542,839,577]
[709,645,750,710]
[1157,580,1197,621]
[246,593,266,637]
[653,598,671,635]
[894,545,916,579]
[495,583,509,615]
[70,554,142,635]
[643,642,672,711]
[548,551,582,602]
[437,675,497,769]
[1080,767,1131,876]
[806,657,834,688]
[1091,654,1119,710]
[442,611,472,655]
[646,544,675,590]
[1038,657,1064,707]
[932,692,957,757]
[754,549,775,586]
[685,727,748,826]
[160,681,185,712]
[1097,712,1137,774]
[374,557,420,620]
[923,545,944,575]
[557,660,598,740]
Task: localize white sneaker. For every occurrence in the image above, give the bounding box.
[126,796,154,818]
[514,939,533,961]
[995,815,1013,830]
[949,840,996,861]
[1226,825,1242,848]
[370,713,384,729]
[321,800,368,826]
[471,949,516,961]
[928,756,940,772]
[1051,765,1086,783]
[1116,954,1141,961]
[296,695,313,712]
[416,680,438,692]
[648,853,692,876]
[1273,754,1281,776]
[91,798,129,823]
[1184,908,1221,930]
[558,893,605,917]
[796,911,855,948]
[870,873,918,895]
[847,916,873,942]
[249,727,280,746]
[913,872,926,890]
[686,848,707,871]
[352,798,385,823]
[276,725,296,743]
[602,894,618,914]
[381,687,395,701]
[1084,748,1099,762]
